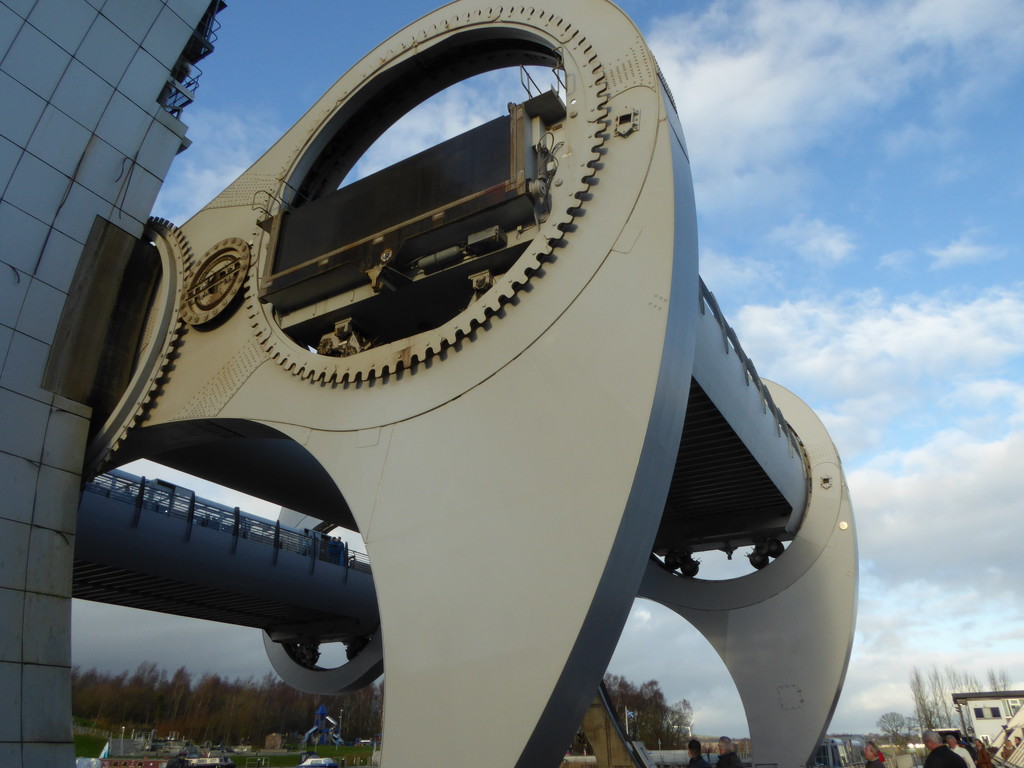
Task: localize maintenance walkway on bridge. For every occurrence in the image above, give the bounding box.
[74,470,380,645]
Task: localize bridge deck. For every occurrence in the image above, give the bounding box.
[73,471,380,644]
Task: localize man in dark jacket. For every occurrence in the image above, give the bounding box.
[688,739,710,768]
[717,736,743,768]
[924,730,968,768]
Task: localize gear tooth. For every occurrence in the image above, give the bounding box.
[250,18,604,386]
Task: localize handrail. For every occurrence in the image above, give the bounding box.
[83,471,372,572]
[698,278,802,459]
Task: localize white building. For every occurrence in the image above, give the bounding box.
[0,1,224,765]
[952,690,1024,745]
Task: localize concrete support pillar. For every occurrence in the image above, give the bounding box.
[0,2,208,764]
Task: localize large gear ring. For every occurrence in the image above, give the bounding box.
[85,218,191,472]
[238,5,616,384]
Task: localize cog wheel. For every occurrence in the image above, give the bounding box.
[246,6,614,385]
[85,217,192,473]
[181,237,250,327]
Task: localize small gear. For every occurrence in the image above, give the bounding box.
[181,238,249,327]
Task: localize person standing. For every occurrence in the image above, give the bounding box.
[717,737,743,768]
[688,739,710,768]
[867,741,886,763]
[864,742,884,768]
[946,734,976,768]
[974,739,993,768]
[923,731,967,768]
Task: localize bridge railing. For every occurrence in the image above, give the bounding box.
[84,471,372,572]
[698,277,803,459]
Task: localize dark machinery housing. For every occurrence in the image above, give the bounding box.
[260,92,566,355]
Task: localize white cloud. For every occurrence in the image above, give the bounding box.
[882,123,958,159]
[647,0,1024,213]
[926,232,1006,268]
[853,426,1024,587]
[700,247,781,295]
[770,217,855,264]
[878,250,916,270]
[735,286,1024,410]
[348,67,553,183]
[152,107,285,225]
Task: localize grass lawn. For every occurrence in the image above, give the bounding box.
[73,736,375,766]
[75,733,109,757]
[232,747,375,767]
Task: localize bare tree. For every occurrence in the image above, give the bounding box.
[667,699,694,738]
[928,667,955,726]
[877,712,909,747]
[987,668,1013,691]
[946,666,981,694]
[911,667,940,730]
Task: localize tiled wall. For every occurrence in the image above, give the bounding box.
[0,0,211,764]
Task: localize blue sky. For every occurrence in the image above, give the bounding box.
[73,0,1024,739]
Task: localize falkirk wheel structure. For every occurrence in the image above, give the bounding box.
[56,1,855,766]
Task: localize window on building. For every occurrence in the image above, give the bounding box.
[990,707,1002,718]
[975,707,986,719]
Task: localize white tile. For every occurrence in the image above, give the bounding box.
[31,464,78,533]
[0,592,23,663]
[0,323,11,368]
[167,0,214,27]
[0,330,52,403]
[142,5,192,70]
[0,387,50,460]
[27,527,72,598]
[16,276,65,345]
[0,742,19,768]
[0,661,22,741]
[0,203,49,273]
[52,181,108,244]
[33,227,82,293]
[41,404,88,472]
[0,517,30,589]
[24,741,75,766]
[75,13,136,87]
[50,59,113,133]
[122,162,161,222]
[51,393,89,418]
[0,134,21,196]
[1,0,34,19]
[25,104,92,177]
[102,0,160,43]
[0,69,46,146]
[21,662,71,741]
[0,4,22,62]
[4,152,69,225]
[117,46,167,112]
[95,90,152,156]
[137,120,181,179]
[73,133,125,204]
[0,743,20,768]
[28,0,97,54]
[22,591,70,663]
[111,209,146,237]
[1,21,70,100]
[0,257,31,328]
[0,450,37,524]
[153,100,187,139]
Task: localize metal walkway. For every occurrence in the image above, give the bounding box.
[73,470,380,645]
